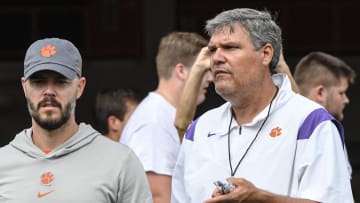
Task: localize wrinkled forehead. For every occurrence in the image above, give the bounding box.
[208,24,250,45]
[211,22,249,36]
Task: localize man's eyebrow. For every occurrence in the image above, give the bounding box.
[208,41,238,48]
[54,75,68,80]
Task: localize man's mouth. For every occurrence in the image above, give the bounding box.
[213,67,229,75]
[214,70,229,79]
[42,103,58,108]
[38,98,61,109]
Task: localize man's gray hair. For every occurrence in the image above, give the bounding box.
[205,8,282,70]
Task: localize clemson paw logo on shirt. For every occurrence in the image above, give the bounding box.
[41,172,54,186]
[269,126,282,138]
[37,172,56,198]
[41,44,57,57]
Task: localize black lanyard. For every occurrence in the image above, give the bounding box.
[228,87,278,177]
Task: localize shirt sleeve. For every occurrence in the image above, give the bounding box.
[295,121,353,202]
[126,122,180,176]
[117,149,153,203]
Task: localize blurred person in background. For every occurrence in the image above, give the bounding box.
[294,51,356,175]
[120,31,213,203]
[294,51,356,121]
[95,88,139,141]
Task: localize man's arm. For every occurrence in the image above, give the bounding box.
[274,51,299,93]
[174,47,211,141]
[146,172,171,203]
[117,150,153,203]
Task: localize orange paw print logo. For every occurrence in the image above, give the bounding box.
[269,126,282,138]
[41,172,54,186]
[41,44,57,57]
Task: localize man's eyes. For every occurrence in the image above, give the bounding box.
[223,45,238,50]
[56,80,70,85]
[30,79,45,84]
[208,45,238,53]
[208,46,217,53]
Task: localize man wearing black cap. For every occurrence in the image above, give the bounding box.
[0,38,152,202]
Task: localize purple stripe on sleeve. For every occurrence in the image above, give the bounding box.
[185,118,199,142]
[298,108,345,147]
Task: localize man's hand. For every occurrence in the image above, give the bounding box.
[203,177,318,203]
[192,47,211,74]
[175,47,212,141]
[204,177,257,203]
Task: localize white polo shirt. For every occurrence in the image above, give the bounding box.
[171,74,353,203]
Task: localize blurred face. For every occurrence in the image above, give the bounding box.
[207,24,267,101]
[21,70,85,130]
[196,70,213,105]
[323,77,350,121]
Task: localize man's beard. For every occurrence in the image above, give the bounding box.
[26,96,76,131]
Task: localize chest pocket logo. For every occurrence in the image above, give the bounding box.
[269,126,282,138]
[41,172,54,186]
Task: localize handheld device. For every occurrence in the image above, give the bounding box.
[213,180,234,194]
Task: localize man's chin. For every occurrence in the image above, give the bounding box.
[331,112,344,121]
[33,114,69,131]
[36,120,65,131]
[337,115,344,121]
[39,114,61,122]
[39,108,61,115]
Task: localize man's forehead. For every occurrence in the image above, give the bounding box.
[209,25,248,43]
[208,33,231,46]
[212,23,247,35]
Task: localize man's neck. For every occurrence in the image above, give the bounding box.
[31,119,79,152]
[105,132,120,142]
[155,79,182,108]
[231,85,278,125]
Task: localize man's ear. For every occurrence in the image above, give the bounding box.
[174,63,190,81]
[261,43,274,68]
[76,77,86,99]
[310,85,327,104]
[21,77,28,97]
[107,115,120,131]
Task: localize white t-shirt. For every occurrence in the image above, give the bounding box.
[171,74,353,203]
[120,92,180,176]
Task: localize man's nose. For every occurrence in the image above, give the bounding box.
[211,48,226,65]
[43,83,56,96]
[344,94,350,104]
